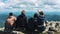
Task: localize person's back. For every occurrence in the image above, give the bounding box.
[5,13,16,32]
[15,10,27,32]
[33,13,39,29]
[28,17,34,28]
[16,15,27,26]
[38,15,45,25]
[27,17,34,34]
[37,11,45,33]
[6,16,16,26]
[26,13,39,34]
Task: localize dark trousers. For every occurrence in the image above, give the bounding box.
[26,25,35,34]
[15,26,25,32]
[4,23,13,32]
[37,26,45,33]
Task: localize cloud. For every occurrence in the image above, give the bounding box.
[0,1,5,8]
[0,0,60,12]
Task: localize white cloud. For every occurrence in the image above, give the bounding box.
[0,0,60,12]
[44,5,53,9]
[20,4,27,7]
[0,1,5,8]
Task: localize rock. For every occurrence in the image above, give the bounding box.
[47,31,54,34]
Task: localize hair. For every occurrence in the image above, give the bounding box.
[39,11,44,15]
[21,10,25,13]
[9,12,13,16]
[21,10,25,16]
[34,13,38,17]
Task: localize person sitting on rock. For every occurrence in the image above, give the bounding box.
[4,12,16,32]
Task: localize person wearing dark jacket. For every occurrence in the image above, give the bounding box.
[33,13,39,34]
[37,11,45,33]
[15,10,27,32]
[33,13,39,29]
[27,17,34,34]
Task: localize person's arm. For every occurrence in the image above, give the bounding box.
[25,17,28,25]
[13,16,17,29]
[44,18,48,26]
[4,19,9,30]
[14,17,17,21]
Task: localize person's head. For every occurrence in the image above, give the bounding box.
[39,11,44,15]
[21,10,25,15]
[9,12,13,16]
[34,13,38,18]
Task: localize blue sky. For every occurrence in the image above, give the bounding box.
[0,0,60,12]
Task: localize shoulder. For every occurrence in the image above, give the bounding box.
[24,16,27,19]
[39,15,45,18]
[11,16,16,18]
[39,15,45,20]
[17,15,21,18]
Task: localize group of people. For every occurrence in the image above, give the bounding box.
[4,10,47,34]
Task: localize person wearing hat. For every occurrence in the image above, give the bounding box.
[37,11,46,33]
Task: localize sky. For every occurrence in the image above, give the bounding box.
[0,0,60,12]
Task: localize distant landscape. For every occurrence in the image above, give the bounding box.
[0,11,60,27]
